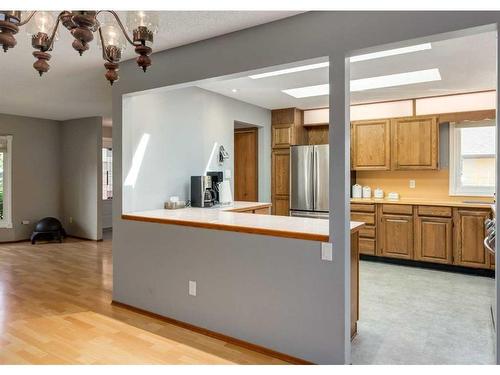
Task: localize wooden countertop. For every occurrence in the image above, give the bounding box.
[122,201,365,242]
[350,197,494,209]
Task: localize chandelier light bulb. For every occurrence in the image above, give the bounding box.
[126,11,159,35]
[26,11,56,35]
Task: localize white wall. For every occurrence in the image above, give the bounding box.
[122,86,270,213]
[61,117,102,240]
[0,114,61,242]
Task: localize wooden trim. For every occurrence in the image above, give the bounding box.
[437,109,496,124]
[303,122,329,127]
[111,300,313,365]
[228,203,272,213]
[121,214,330,242]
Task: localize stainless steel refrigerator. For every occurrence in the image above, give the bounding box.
[290,145,329,219]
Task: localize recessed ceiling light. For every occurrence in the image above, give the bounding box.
[350,43,432,63]
[282,68,441,98]
[248,62,329,79]
[231,89,238,93]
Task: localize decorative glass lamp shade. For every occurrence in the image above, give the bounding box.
[25,11,56,35]
[100,24,126,52]
[126,11,159,34]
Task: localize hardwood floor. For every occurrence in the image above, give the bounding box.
[0,237,285,364]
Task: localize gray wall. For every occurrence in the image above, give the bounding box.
[61,117,102,240]
[122,86,270,213]
[113,12,500,364]
[0,113,61,242]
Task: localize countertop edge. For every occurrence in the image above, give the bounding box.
[121,214,365,242]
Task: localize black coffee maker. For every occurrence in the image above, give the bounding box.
[191,176,216,207]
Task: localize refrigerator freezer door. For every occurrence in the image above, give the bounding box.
[290,145,314,211]
[314,144,329,212]
[290,210,329,220]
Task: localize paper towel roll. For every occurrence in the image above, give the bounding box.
[218,180,233,204]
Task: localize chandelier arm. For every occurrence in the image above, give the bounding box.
[45,12,66,52]
[17,11,37,26]
[96,10,141,47]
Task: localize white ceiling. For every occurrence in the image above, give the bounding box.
[198,31,496,109]
[0,11,302,121]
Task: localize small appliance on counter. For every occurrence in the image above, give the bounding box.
[362,186,372,199]
[191,176,216,207]
[352,184,362,198]
[218,180,233,205]
[164,196,187,209]
[387,192,400,200]
[207,171,224,204]
[374,188,384,199]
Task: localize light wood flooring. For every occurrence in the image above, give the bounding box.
[0,236,285,364]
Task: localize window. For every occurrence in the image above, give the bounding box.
[0,135,12,228]
[102,147,113,200]
[449,120,495,196]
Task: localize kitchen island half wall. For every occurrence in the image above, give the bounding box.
[116,203,363,364]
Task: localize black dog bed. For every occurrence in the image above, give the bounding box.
[31,217,66,244]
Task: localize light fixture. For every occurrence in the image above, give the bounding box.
[248,43,432,80]
[282,69,442,98]
[249,62,329,79]
[231,88,238,93]
[350,43,432,62]
[0,10,160,85]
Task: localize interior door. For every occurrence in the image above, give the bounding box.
[290,145,313,211]
[314,145,329,212]
[234,127,258,201]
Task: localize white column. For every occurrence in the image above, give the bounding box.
[329,54,351,364]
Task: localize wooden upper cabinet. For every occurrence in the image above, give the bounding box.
[391,116,439,170]
[271,108,304,148]
[351,119,391,170]
[453,208,491,269]
[379,214,413,259]
[415,216,453,264]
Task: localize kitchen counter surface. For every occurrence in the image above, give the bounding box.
[351,197,494,208]
[122,201,365,242]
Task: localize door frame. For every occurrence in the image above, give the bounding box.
[234,126,259,201]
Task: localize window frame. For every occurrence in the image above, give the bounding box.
[0,135,12,228]
[449,120,495,197]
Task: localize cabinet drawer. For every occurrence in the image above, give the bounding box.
[359,238,376,255]
[418,205,452,217]
[351,212,375,225]
[359,225,375,238]
[382,204,413,215]
[351,203,375,212]
[253,207,271,215]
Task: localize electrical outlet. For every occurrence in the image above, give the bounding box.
[21,220,30,225]
[188,280,197,296]
[321,242,333,261]
[409,180,416,189]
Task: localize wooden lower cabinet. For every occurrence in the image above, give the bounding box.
[351,203,376,255]
[453,208,491,269]
[379,214,413,259]
[351,232,360,339]
[414,216,453,264]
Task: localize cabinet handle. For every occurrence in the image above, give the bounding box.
[386,219,407,223]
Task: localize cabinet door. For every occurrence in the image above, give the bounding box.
[351,119,391,170]
[272,124,293,148]
[379,214,413,259]
[392,116,438,170]
[271,149,290,216]
[415,216,452,264]
[453,209,491,269]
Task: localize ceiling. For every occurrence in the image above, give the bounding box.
[0,11,302,122]
[198,31,496,109]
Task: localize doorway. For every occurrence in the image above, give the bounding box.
[234,126,258,202]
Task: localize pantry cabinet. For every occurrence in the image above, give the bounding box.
[391,116,439,170]
[351,119,391,170]
[453,208,491,269]
[271,148,290,216]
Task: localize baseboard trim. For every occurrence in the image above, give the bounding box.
[360,254,495,278]
[111,300,313,365]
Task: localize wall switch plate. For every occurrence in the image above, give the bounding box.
[189,280,197,296]
[21,220,30,225]
[321,242,333,261]
[69,217,73,224]
[409,180,416,189]
[225,169,231,180]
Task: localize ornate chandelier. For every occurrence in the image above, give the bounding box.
[0,10,159,85]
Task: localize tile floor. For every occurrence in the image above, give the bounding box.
[351,260,496,364]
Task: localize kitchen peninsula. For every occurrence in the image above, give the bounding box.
[116,201,364,364]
